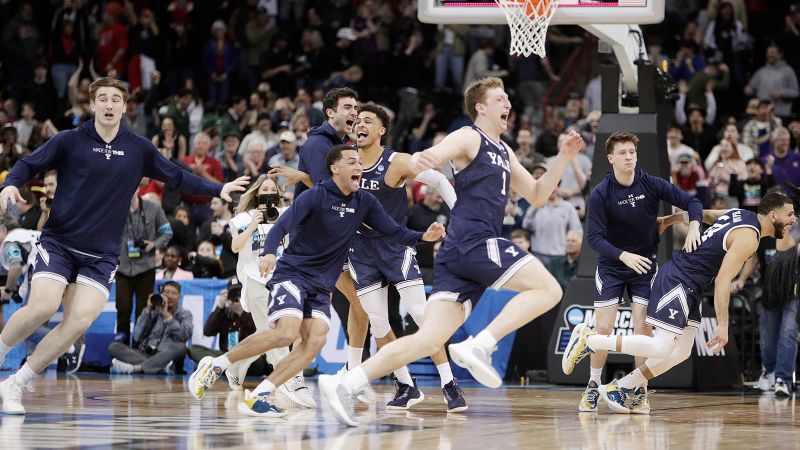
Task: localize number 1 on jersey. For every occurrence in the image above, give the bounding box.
[501,171,507,195]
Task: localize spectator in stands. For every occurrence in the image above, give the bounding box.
[260,34,295,97]
[2,2,40,99]
[115,193,173,345]
[705,123,755,170]
[510,228,531,254]
[514,54,559,127]
[152,117,187,161]
[108,282,192,374]
[683,105,718,161]
[50,14,84,105]
[221,96,250,137]
[546,230,582,290]
[242,6,275,91]
[203,20,238,109]
[242,138,269,178]
[666,123,701,172]
[168,206,195,252]
[464,40,508,89]
[20,63,57,124]
[295,88,326,128]
[514,129,544,173]
[188,240,223,278]
[707,139,748,206]
[743,99,782,157]
[240,113,278,157]
[536,110,565,158]
[165,88,193,141]
[0,124,26,172]
[745,44,799,124]
[268,132,300,191]
[729,158,775,212]
[766,127,800,189]
[407,186,450,285]
[550,133,591,218]
[678,55,724,125]
[95,2,128,77]
[157,245,194,280]
[181,131,223,232]
[197,197,235,277]
[521,189,582,267]
[672,152,709,204]
[126,8,161,92]
[36,170,57,231]
[434,24,469,92]
[703,2,749,88]
[564,92,584,128]
[220,130,243,183]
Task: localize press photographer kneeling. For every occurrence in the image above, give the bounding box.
[108,281,193,374]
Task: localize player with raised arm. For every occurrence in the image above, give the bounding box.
[187,145,445,417]
[270,87,371,373]
[319,77,584,427]
[0,78,248,414]
[579,131,704,413]
[563,192,795,413]
[349,104,467,412]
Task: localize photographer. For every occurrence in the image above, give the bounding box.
[196,197,236,277]
[36,170,57,231]
[114,192,173,345]
[226,174,313,405]
[187,277,268,378]
[187,240,224,278]
[0,217,34,328]
[108,281,193,374]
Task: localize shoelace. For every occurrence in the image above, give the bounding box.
[393,382,412,401]
[9,383,34,401]
[585,389,599,405]
[444,381,463,401]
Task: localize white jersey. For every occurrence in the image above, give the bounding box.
[230,208,287,310]
[0,229,41,299]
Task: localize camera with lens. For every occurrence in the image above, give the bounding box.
[150,293,164,308]
[133,238,147,249]
[257,193,281,223]
[45,197,53,208]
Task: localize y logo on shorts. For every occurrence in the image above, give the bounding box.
[276,295,286,305]
[668,308,678,319]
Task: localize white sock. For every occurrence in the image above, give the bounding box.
[617,369,647,390]
[253,379,276,396]
[589,367,602,386]
[0,336,12,360]
[437,362,454,388]
[66,344,75,354]
[14,363,37,385]
[347,346,363,369]
[212,355,231,372]
[394,366,414,386]
[342,366,369,394]
[473,330,497,352]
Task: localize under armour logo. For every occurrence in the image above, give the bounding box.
[105,144,112,149]
[276,295,286,305]
[668,308,678,319]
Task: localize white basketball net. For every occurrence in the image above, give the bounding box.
[494,0,558,58]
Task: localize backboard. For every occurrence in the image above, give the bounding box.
[418,0,664,25]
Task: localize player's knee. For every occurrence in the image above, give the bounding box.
[27,302,60,323]
[596,322,614,335]
[633,323,653,336]
[274,329,300,348]
[303,334,327,354]
[368,316,392,339]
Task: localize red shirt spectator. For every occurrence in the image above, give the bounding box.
[96,3,128,75]
[181,132,223,204]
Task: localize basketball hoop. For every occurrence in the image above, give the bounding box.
[494,0,558,58]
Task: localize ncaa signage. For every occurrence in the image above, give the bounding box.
[554,304,636,354]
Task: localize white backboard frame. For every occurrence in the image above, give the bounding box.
[418,0,665,25]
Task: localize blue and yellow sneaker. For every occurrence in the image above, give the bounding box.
[188,356,223,400]
[599,382,632,414]
[386,377,425,410]
[562,323,597,375]
[238,389,287,417]
[629,386,650,414]
[443,379,468,413]
[579,381,600,412]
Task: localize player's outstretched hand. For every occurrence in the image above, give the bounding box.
[559,131,585,159]
[707,324,728,355]
[421,222,446,242]
[220,176,250,202]
[268,166,306,185]
[259,254,277,278]
[410,150,441,172]
[0,185,26,215]
[619,251,652,275]
[683,221,702,253]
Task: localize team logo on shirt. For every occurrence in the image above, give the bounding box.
[332,203,355,218]
[93,144,125,160]
[618,193,645,208]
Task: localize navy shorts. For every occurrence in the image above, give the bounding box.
[31,238,119,299]
[430,238,534,318]
[594,259,658,308]
[267,277,331,326]
[347,235,423,297]
[645,262,702,335]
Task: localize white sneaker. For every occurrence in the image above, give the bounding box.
[227,360,245,391]
[319,374,358,427]
[277,374,316,408]
[449,337,502,388]
[110,358,135,374]
[757,371,775,392]
[336,364,374,404]
[0,376,34,415]
[774,378,790,398]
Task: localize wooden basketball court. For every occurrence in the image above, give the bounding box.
[1,372,797,449]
